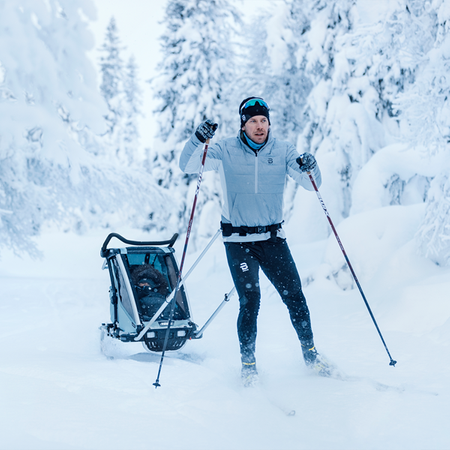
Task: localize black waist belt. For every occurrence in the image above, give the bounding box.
[221,222,283,238]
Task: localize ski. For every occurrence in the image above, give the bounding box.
[241,378,296,417]
[309,361,407,394]
[257,387,296,417]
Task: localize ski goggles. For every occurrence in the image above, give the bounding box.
[240,98,269,114]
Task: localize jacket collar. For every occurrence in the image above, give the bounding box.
[239,130,272,155]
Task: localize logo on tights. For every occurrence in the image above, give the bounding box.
[240,262,249,272]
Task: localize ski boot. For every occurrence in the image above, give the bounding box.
[301,341,333,377]
[241,362,258,387]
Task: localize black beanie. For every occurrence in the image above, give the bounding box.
[239,97,270,128]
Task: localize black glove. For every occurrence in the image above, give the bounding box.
[296,153,317,173]
[195,119,218,143]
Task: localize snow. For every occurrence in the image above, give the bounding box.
[1,218,449,450]
[355,0,404,25]
[2,0,450,448]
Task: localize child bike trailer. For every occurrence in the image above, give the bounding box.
[99,233,199,354]
[99,231,232,357]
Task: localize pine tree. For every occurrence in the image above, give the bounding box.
[0,0,167,256]
[291,0,438,225]
[99,18,144,166]
[99,17,124,140]
[122,55,143,164]
[393,0,450,265]
[151,0,241,240]
[241,1,312,145]
[292,0,450,266]
[295,0,370,221]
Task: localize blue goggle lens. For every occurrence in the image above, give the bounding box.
[241,98,269,112]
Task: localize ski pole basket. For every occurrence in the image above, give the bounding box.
[100,233,198,353]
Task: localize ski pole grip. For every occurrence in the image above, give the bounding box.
[297,156,311,175]
[301,156,311,174]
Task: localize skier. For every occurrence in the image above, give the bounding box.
[179,97,330,385]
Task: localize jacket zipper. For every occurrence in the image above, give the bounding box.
[255,152,258,193]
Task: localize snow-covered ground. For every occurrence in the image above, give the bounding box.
[1,215,449,450]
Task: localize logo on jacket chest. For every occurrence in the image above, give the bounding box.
[267,157,274,164]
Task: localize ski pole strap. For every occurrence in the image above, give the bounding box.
[220,222,283,239]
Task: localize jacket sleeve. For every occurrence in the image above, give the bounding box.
[286,144,322,191]
[179,133,222,174]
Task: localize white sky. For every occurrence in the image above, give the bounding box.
[87,0,166,79]
[87,0,167,145]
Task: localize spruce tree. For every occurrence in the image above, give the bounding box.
[99,16,125,164]
[122,55,143,165]
[99,17,124,139]
[99,18,144,166]
[394,0,450,265]
[0,1,166,256]
[0,0,107,254]
[241,1,312,145]
[151,0,241,240]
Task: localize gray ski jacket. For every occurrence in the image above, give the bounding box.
[179,131,322,242]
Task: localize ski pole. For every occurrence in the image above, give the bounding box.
[182,228,221,281]
[305,167,397,367]
[153,136,215,388]
[194,286,236,339]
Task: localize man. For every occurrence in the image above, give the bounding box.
[180,97,330,385]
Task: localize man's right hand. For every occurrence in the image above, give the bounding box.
[296,153,317,173]
[195,120,218,143]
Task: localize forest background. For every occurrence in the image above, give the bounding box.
[2,2,450,449]
[1,0,450,269]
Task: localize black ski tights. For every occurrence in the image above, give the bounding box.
[225,238,314,364]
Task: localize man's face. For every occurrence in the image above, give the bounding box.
[242,115,269,144]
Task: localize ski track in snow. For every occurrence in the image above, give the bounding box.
[0,229,449,450]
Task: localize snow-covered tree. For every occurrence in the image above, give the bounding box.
[151,0,241,240]
[280,0,431,228]
[341,1,450,266]
[295,0,384,223]
[99,17,144,166]
[392,0,450,265]
[291,0,450,268]
[99,17,125,161]
[122,55,143,163]
[99,17,123,135]
[0,0,168,256]
[240,1,312,144]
